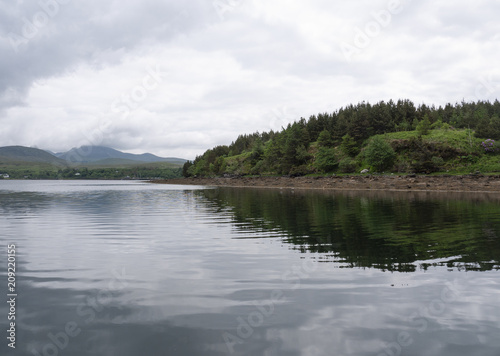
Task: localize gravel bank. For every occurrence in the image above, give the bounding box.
[151,174,500,193]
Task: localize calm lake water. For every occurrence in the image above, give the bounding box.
[1,180,500,356]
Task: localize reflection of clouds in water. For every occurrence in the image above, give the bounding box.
[3,181,500,356]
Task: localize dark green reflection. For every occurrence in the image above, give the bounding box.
[196,188,500,272]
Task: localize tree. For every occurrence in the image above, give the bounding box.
[212,156,226,175]
[250,138,264,163]
[340,133,359,157]
[365,136,396,172]
[490,115,500,140]
[475,115,500,140]
[416,114,431,135]
[282,123,311,173]
[475,117,491,139]
[263,136,284,173]
[317,130,334,148]
[182,161,193,177]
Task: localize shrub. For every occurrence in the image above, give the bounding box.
[431,119,443,130]
[250,160,264,175]
[339,158,357,173]
[315,147,338,173]
[481,139,497,153]
[394,158,410,173]
[431,156,444,170]
[365,136,396,172]
[460,155,479,164]
[289,165,310,176]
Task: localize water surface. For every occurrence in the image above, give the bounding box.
[1,180,499,356]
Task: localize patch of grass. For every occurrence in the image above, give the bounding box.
[384,128,481,153]
[468,154,500,173]
[224,152,252,174]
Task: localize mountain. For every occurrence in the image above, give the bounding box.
[55,146,186,165]
[0,146,67,166]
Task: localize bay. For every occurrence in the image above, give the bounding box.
[0,180,499,356]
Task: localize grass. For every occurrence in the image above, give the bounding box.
[378,128,500,173]
[383,128,482,154]
[466,154,500,173]
[223,152,253,174]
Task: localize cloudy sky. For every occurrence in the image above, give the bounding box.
[1,0,499,159]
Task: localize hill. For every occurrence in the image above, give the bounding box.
[0,146,67,166]
[0,145,184,180]
[183,99,500,177]
[56,146,186,166]
[81,158,182,169]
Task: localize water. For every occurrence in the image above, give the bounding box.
[1,180,500,356]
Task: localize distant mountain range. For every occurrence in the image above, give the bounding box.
[0,145,186,167]
[54,146,187,165]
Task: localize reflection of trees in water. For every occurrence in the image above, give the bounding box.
[194,188,500,272]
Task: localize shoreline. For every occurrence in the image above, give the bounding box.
[151,174,500,193]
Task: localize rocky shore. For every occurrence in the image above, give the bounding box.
[152,174,500,193]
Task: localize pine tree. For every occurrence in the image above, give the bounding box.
[416,115,431,135]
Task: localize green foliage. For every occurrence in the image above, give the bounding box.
[407,136,438,173]
[340,133,359,157]
[395,119,411,132]
[467,154,500,173]
[251,138,264,159]
[212,156,226,175]
[315,147,337,172]
[431,156,444,167]
[288,165,310,176]
[317,130,334,148]
[250,160,264,175]
[491,116,500,140]
[475,118,491,139]
[365,136,396,172]
[263,136,284,174]
[338,157,357,173]
[187,99,500,176]
[282,123,311,174]
[411,118,420,130]
[416,114,431,135]
[200,185,500,271]
[459,155,479,165]
[431,119,444,129]
[475,115,500,140]
[0,165,182,180]
[182,161,193,177]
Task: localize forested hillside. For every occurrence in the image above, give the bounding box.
[183,99,500,176]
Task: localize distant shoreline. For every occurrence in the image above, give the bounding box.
[151,174,500,193]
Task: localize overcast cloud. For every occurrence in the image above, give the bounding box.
[1,0,499,159]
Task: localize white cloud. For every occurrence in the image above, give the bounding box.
[0,0,499,159]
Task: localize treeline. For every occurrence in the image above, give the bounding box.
[0,166,182,180]
[184,99,500,176]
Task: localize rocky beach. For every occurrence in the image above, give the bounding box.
[152,174,500,193]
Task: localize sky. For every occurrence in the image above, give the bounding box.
[1,0,499,160]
